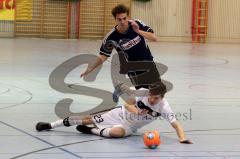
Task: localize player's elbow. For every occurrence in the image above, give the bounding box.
[152,36,158,42]
[99,55,108,63]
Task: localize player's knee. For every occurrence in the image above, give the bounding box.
[83,115,91,120]
[80,115,92,125]
[109,127,126,138]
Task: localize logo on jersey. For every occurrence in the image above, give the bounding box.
[120,36,141,51]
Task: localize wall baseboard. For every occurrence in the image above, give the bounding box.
[157,36,240,43]
[0,32,14,38]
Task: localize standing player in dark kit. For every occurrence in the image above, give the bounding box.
[80,4,160,95]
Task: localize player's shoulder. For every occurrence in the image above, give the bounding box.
[108,27,117,35]
[155,97,167,107]
[104,27,117,37]
[158,98,171,110]
[161,97,169,104]
[102,28,117,43]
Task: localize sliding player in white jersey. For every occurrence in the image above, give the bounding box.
[36,81,192,144]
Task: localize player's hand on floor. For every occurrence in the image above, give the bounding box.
[80,68,91,77]
[179,139,193,144]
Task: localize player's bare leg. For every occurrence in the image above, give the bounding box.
[35,115,94,131]
[76,125,127,138]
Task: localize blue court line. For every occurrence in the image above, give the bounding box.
[0,121,82,159]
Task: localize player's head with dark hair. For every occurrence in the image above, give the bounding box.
[148,81,167,105]
[112,4,130,18]
[149,81,167,97]
[112,4,130,28]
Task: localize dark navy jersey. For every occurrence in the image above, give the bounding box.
[100,19,154,61]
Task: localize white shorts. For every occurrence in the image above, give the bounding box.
[91,107,134,136]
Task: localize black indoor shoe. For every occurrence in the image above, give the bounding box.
[76,125,93,134]
[36,122,52,131]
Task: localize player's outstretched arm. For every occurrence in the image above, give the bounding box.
[171,121,193,144]
[80,54,108,77]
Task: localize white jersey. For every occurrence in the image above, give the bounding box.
[121,88,176,130]
[91,88,176,136]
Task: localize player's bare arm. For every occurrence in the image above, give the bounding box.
[137,30,158,42]
[80,54,108,77]
[124,97,149,115]
[123,97,138,114]
[171,121,193,144]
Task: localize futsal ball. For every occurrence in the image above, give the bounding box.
[143,130,161,149]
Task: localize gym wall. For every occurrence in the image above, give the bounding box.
[79,0,131,38]
[15,0,68,38]
[0,0,240,43]
[132,0,240,43]
[132,0,192,42]
[0,0,131,39]
[208,0,240,43]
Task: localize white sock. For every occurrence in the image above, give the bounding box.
[68,116,83,126]
[51,119,64,128]
[91,128,111,137]
[50,116,83,128]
